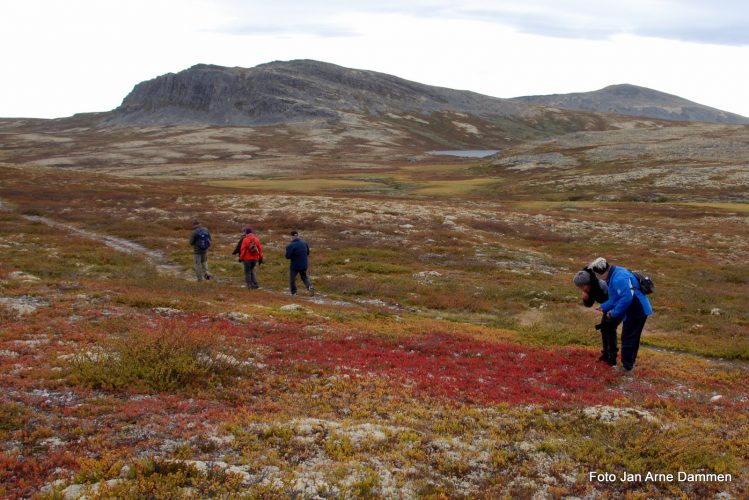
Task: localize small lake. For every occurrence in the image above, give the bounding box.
[428,150,500,158]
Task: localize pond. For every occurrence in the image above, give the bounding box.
[428,150,500,158]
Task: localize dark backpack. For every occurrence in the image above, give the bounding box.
[195,230,211,252]
[632,271,654,295]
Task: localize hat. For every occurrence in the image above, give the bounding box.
[573,270,592,287]
[244,226,253,234]
[191,219,200,227]
[588,257,609,275]
[290,230,299,236]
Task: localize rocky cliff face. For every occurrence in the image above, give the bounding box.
[109,60,526,126]
[513,84,749,124]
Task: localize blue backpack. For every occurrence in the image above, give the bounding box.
[195,230,212,252]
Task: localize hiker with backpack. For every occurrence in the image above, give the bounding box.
[189,219,213,281]
[285,230,314,296]
[232,227,264,289]
[589,257,653,373]
[573,266,618,366]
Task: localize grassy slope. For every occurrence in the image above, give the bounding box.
[0,165,747,497]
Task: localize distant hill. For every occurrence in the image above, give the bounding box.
[108,60,528,126]
[512,84,749,124]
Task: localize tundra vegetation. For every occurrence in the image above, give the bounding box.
[0,119,747,498]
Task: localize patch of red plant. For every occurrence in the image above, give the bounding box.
[256,328,636,407]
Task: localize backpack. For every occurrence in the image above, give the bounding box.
[195,230,211,252]
[632,271,654,295]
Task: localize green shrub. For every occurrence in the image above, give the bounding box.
[0,402,27,432]
[70,321,246,392]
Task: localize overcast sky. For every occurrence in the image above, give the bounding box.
[2,0,748,118]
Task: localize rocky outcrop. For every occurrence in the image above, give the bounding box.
[513,84,749,124]
[107,60,526,126]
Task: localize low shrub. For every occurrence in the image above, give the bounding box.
[0,402,27,432]
[70,320,247,392]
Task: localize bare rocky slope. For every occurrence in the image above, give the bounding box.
[513,84,749,124]
[106,61,749,126]
[107,60,529,126]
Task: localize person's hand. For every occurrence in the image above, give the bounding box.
[259,258,264,265]
[581,291,590,301]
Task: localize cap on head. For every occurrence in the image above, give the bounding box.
[290,230,299,236]
[244,226,253,234]
[588,257,609,275]
[573,270,592,287]
[191,219,200,227]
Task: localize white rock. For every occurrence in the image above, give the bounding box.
[583,405,657,424]
[710,395,723,403]
[710,308,721,316]
[280,304,304,312]
[119,464,132,479]
[0,296,48,315]
[223,311,253,322]
[153,307,183,317]
[63,484,85,500]
[41,437,65,448]
[8,271,40,282]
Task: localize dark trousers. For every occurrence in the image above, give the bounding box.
[599,312,618,365]
[606,296,648,370]
[243,260,259,288]
[621,298,648,370]
[289,268,311,294]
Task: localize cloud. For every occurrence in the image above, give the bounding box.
[209,0,749,46]
[221,22,359,38]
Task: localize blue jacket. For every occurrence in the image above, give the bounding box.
[600,265,653,320]
[285,238,310,271]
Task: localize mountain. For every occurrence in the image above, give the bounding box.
[512,84,749,124]
[108,60,527,126]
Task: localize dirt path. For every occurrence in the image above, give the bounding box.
[642,344,749,370]
[22,214,186,277]
[1,197,184,277]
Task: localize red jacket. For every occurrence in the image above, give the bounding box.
[239,234,263,261]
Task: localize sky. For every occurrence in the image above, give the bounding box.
[2,0,748,118]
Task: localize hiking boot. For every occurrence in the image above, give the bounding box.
[205,274,213,281]
[597,353,608,362]
[308,287,315,297]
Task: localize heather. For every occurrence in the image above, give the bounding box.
[0,164,746,498]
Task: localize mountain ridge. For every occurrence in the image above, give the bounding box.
[106,60,748,127]
[512,83,749,124]
[108,59,526,126]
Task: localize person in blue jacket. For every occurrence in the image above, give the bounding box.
[589,257,653,372]
[285,230,315,296]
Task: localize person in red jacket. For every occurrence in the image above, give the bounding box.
[233,227,264,289]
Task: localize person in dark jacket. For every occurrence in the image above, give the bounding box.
[574,267,617,365]
[285,230,314,296]
[590,257,653,373]
[232,227,264,289]
[188,219,212,281]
